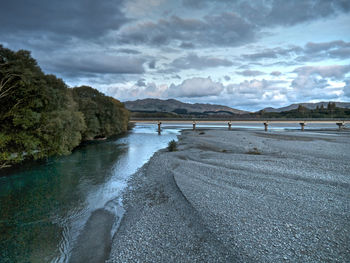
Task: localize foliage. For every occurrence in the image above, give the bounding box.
[72,86,129,140]
[167,140,177,152]
[256,103,350,119]
[0,45,129,167]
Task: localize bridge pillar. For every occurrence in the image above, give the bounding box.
[228,121,232,130]
[193,121,196,131]
[336,122,344,130]
[157,121,162,134]
[299,122,306,131]
[264,122,268,132]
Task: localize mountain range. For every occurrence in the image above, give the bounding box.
[124,98,248,114]
[262,102,350,113]
[124,99,350,114]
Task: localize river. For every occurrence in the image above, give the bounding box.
[0,124,180,262]
[0,122,344,262]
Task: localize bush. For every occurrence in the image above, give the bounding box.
[245,147,261,155]
[168,140,177,152]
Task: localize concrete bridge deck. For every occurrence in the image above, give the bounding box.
[130,118,350,132]
[130,119,350,124]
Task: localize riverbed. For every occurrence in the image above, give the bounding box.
[0,123,348,262]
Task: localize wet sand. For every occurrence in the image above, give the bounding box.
[107,129,350,262]
[70,209,115,263]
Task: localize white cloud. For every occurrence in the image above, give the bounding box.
[288,65,350,101]
[293,65,350,79]
[167,77,224,97]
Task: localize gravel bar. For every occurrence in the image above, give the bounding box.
[107,129,350,263]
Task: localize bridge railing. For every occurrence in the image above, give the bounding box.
[130,117,350,122]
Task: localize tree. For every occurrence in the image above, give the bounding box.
[72,86,129,140]
[0,45,129,168]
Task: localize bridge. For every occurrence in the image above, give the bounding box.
[130,118,350,132]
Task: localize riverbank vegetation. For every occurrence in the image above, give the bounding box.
[167,140,177,152]
[256,103,350,119]
[0,45,129,168]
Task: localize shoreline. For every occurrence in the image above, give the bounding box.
[107,129,350,262]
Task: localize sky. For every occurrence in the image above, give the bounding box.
[1,0,350,111]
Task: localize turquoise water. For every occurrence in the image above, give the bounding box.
[0,124,179,263]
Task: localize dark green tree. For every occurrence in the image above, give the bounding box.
[0,45,129,168]
[72,86,129,140]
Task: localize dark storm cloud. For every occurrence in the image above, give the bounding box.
[118,13,256,47]
[119,0,349,49]
[224,75,231,81]
[236,70,265,76]
[0,0,129,39]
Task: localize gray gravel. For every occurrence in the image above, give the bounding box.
[108,129,350,262]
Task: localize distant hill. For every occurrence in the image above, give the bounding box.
[262,102,350,113]
[124,98,248,115]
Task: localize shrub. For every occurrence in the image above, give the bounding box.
[168,140,177,152]
[245,147,261,155]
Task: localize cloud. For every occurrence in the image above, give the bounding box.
[125,0,165,16]
[270,71,282,76]
[291,65,350,100]
[136,78,147,87]
[0,0,129,39]
[105,73,347,111]
[236,70,265,76]
[183,0,350,26]
[107,82,168,101]
[148,60,157,69]
[293,65,350,79]
[167,77,224,97]
[224,79,289,108]
[179,42,195,49]
[243,40,350,63]
[262,0,350,26]
[107,77,224,100]
[167,53,233,72]
[343,79,350,97]
[242,46,302,61]
[305,40,350,53]
[117,48,142,54]
[301,40,350,60]
[224,75,231,81]
[46,53,146,75]
[117,13,256,47]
